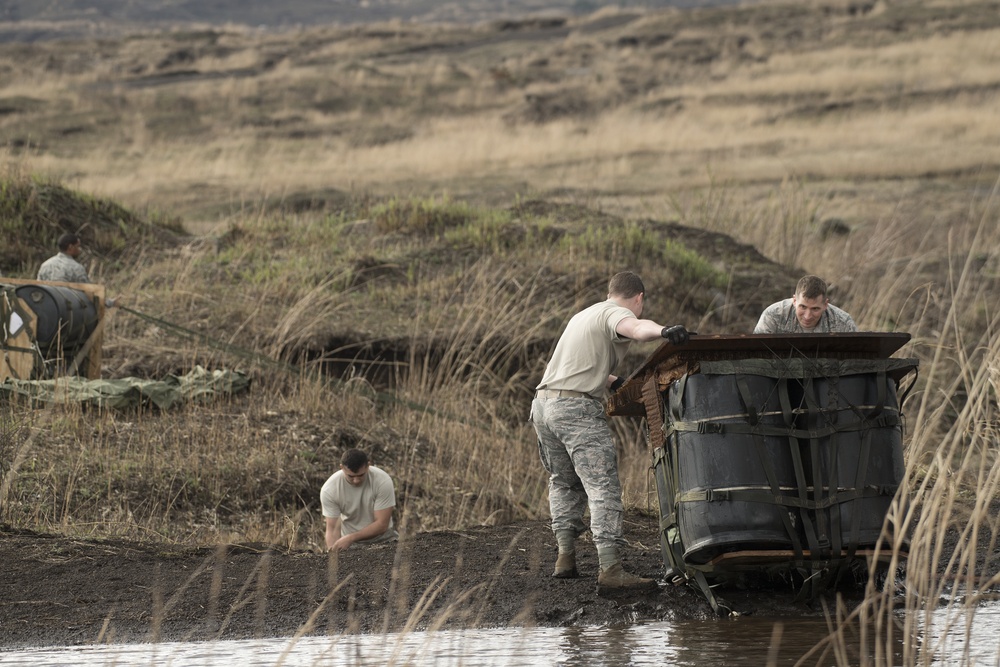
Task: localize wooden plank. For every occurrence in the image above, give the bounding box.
[1,294,39,382]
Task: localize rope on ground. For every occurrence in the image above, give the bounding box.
[117,305,491,430]
[119,305,301,376]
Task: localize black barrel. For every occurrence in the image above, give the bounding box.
[804,372,906,551]
[663,358,912,569]
[15,284,99,354]
[669,373,800,565]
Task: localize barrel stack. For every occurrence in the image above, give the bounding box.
[608,333,917,610]
[1,278,105,381]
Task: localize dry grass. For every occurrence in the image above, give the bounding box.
[2,1,1000,662]
[776,182,1000,665]
[0,0,995,218]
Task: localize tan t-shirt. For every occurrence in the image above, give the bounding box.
[536,299,635,398]
[320,465,398,543]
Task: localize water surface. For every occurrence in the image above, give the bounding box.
[5,602,1000,666]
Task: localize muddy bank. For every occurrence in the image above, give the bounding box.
[1,510,853,649]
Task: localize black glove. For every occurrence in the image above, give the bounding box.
[660,325,690,346]
[609,376,625,392]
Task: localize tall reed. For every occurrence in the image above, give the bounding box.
[800,181,1000,666]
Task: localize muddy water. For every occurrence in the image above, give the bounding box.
[5,603,1000,666]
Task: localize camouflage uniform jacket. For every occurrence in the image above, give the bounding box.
[37,252,90,284]
[754,298,858,334]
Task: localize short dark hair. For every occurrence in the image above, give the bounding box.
[795,275,828,300]
[57,233,80,252]
[608,271,644,299]
[341,448,370,472]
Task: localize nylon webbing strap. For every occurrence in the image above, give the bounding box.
[676,484,896,508]
[653,446,672,533]
[668,373,687,424]
[733,375,805,557]
[778,376,795,427]
[735,375,759,426]
[692,569,731,617]
[844,372,886,562]
[3,353,24,380]
[802,375,830,557]
[653,446,686,575]
[777,374,818,560]
[117,306,488,429]
[846,426,876,563]
[668,412,900,439]
[828,374,843,561]
[698,357,918,381]
[873,369,886,418]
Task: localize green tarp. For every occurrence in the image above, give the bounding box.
[0,366,250,409]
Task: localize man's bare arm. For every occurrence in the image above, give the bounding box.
[330,507,393,551]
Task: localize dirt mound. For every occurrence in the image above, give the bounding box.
[0,172,184,274]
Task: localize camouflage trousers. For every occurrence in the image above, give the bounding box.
[530,396,623,550]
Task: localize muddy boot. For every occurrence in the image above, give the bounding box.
[552,552,578,578]
[597,563,656,591]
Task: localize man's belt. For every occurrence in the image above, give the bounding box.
[535,389,593,399]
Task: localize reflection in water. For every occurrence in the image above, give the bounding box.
[554,618,843,667]
[4,603,1000,666]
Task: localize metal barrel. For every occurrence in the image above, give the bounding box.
[669,372,799,565]
[664,358,912,568]
[14,284,99,353]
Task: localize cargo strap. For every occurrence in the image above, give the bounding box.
[738,375,808,560]
[677,484,897,508]
[666,412,899,439]
[692,569,732,617]
[697,357,918,383]
[653,446,734,617]
[653,448,682,559]
[118,305,489,429]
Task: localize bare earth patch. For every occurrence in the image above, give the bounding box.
[2,509,847,649]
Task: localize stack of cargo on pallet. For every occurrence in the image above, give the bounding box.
[608,333,917,605]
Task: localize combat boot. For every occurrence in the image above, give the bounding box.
[597,563,657,591]
[552,552,578,578]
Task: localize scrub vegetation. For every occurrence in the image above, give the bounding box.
[1,0,999,662]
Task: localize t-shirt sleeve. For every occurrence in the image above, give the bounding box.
[372,471,396,512]
[605,305,635,341]
[319,479,341,518]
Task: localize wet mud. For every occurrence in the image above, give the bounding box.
[1,510,872,649]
